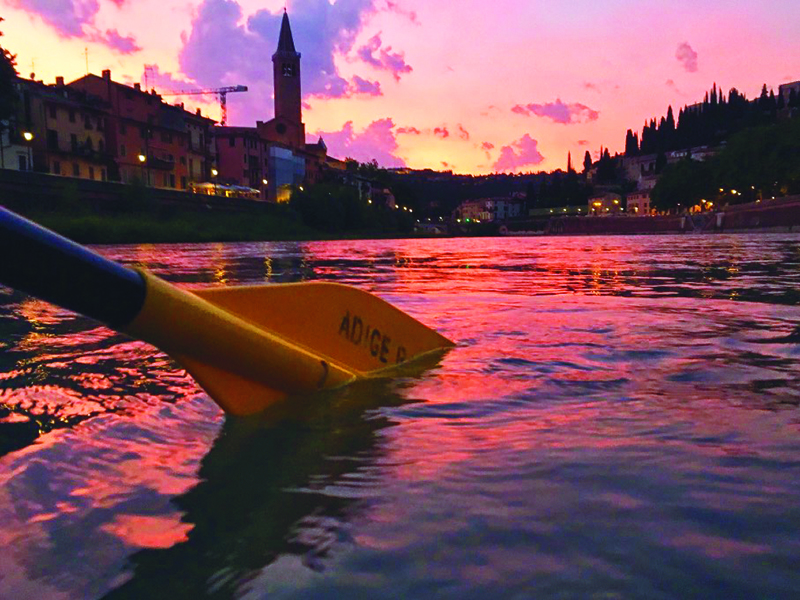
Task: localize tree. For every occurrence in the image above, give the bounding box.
[624,129,638,155]
[582,150,592,174]
[650,158,716,212]
[0,19,18,124]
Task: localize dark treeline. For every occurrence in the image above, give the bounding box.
[650,117,800,211]
[625,83,799,157]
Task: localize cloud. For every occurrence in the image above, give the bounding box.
[384,0,419,24]
[178,0,402,122]
[10,0,100,37]
[350,75,382,96]
[457,124,470,140]
[583,82,600,93]
[397,126,421,135]
[481,142,494,150]
[99,29,141,54]
[316,118,405,167]
[492,134,545,173]
[512,99,599,124]
[433,126,449,139]
[676,42,698,72]
[357,33,413,81]
[577,139,590,146]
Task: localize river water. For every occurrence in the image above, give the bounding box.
[1,234,799,599]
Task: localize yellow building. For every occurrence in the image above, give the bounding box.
[627,191,652,215]
[18,77,110,181]
[588,192,624,216]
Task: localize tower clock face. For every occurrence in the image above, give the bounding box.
[282,64,294,77]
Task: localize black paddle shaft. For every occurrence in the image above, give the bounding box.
[0,206,146,329]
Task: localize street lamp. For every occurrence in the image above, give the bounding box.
[21,131,33,171]
[138,153,147,185]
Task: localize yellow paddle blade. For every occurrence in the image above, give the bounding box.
[123,273,453,416]
[194,282,454,375]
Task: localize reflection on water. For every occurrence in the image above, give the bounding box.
[1,234,800,598]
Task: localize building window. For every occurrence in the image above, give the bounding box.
[189,158,194,174]
[119,122,126,135]
[72,163,80,177]
[70,134,78,152]
[98,140,104,153]
[48,105,56,119]
[244,154,248,164]
[140,126,148,139]
[68,109,75,123]
[86,137,93,151]
[229,137,235,147]
[18,155,27,171]
[53,160,61,175]
[89,166,95,180]
[180,157,186,165]
[101,168,106,181]
[169,173,176,188]
[181,176,186,189]
[85,117,92,130]
[120,144,126,157]
[161,131,172,143]
[47,129,59,151]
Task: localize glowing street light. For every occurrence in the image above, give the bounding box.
[211,168,218,176]
[262,179,268,185]
[22,131,33,142]
[138,154,147,163]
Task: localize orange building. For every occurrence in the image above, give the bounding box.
[69,70,215,189]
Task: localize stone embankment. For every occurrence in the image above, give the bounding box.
[504,196,800,236]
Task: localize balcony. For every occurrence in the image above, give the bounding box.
[146,155,175,170]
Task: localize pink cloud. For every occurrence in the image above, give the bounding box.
[11,0,138,55]
[397,126,421,134]
[357,33,413,81]
[316,118,406,167]
[492,134,544,173]
[98,29,141,54]
[384,0,419,24]
[457,124,470,140]
[10,0,100,36]
[433,126,449,139]
[676,42,698,73]
[350,75,382,96]
[512,99,599,124]
[577,139,590,146]
[481,142,494,150]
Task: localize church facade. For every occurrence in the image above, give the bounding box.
[214,11,329,202]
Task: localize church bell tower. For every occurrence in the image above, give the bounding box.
[272,10,302,126]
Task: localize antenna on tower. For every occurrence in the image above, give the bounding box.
[84,47,89,74]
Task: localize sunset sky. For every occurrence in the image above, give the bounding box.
[2,0,798,174]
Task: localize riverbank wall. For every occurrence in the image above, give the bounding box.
[504,196,800,236]
[0,169,273,216]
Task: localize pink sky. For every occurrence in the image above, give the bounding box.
[2,0,798,174]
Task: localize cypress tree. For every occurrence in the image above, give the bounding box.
[583,150,592,174]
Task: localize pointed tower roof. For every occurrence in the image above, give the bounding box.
[276,10,298,54]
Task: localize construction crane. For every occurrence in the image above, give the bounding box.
[161,85,248,126]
